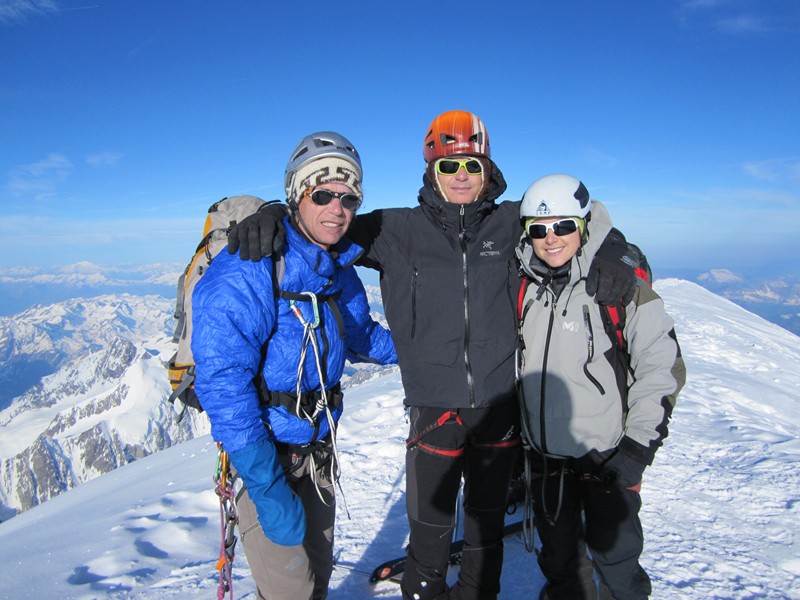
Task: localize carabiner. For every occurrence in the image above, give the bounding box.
[289,291,320,329]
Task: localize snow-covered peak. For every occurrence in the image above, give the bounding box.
[0,294,206,517]
[0,280,797,598]
[697,268,744,283]
[0,294,174,406]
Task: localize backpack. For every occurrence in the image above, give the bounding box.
[516,241,652,361]
[600,242,652,356]
[167,195,284,421]
[164,195,290,594]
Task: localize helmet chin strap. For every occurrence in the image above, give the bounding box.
[288,198,329,249]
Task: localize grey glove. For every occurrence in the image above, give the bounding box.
[586,228,637,305]
[227,202,288,262]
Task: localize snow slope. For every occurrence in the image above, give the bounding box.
[0,279,798,599]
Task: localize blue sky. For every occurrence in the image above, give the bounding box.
[1,0,799,277]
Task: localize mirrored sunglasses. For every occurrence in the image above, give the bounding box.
[524,217,582,239]
[309,188,361,211]
[436,158,483,176]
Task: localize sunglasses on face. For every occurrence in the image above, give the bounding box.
[524,217,582,239]
[308,188,361,211]
[436,158,484,176]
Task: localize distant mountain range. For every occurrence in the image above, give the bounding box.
[0,294,207,520]
[0,262,179,316]
[0,288,391,520]
[2,262,798,335]
[693,268,800,336]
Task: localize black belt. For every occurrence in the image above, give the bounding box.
[263,383,343,414]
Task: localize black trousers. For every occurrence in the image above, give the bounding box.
[533,463,651,600]
[401,401,520,600]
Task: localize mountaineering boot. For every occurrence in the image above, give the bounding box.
[401,548,449,600]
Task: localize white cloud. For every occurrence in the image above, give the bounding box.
[743,160,778,182]
[7,153,72,199]
[742,158,800,184]
[580,145,619,169]
[685,186,795,209]
[86,152,122,167]
[0,213,200,267]
[677,0,786,35]
[0,1,99,24]
[734,188,795,207]
[0,265,38,277]
[715,14,770,34]
[22,153,71,176]
[0,261,181,287]
[0,0,58,24]
[681,0,729,9]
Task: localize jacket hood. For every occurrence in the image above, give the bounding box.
[417,158,508,233]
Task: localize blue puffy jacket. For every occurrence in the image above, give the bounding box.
[192,219,396,544]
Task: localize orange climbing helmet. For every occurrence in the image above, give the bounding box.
[422,110,490,162]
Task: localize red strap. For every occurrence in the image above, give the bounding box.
[517,278,530,320]
[417,442,465,457]
[474,437,521,450]
[407,410,464,448]
[605,305,625,348]
[437,410,462,427]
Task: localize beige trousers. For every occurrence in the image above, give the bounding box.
[235,445,336,600]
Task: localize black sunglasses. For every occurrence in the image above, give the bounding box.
[436,158,483,176]
[308,189,361,211]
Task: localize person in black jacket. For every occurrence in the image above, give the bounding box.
[228,110,636,600]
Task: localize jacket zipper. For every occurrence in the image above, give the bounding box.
[582,304,606,395]
[459,205,475,407]
[540,298,556,453]
[411,266,418,339]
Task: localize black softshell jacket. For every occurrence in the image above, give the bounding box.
[348,161,521,409]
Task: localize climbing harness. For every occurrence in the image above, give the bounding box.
[288,292,350,518]
[406,410,519,457]
[406,410,467,456]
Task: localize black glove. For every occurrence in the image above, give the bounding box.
[586,228,637,305]
[227,202,288,262]
[576,448,612,476]
[600,446,647,490]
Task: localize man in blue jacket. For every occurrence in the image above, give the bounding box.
[192,131,397,600]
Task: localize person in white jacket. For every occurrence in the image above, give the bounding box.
[515,174,686,600]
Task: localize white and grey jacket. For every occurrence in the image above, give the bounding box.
[515,202,686,466]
